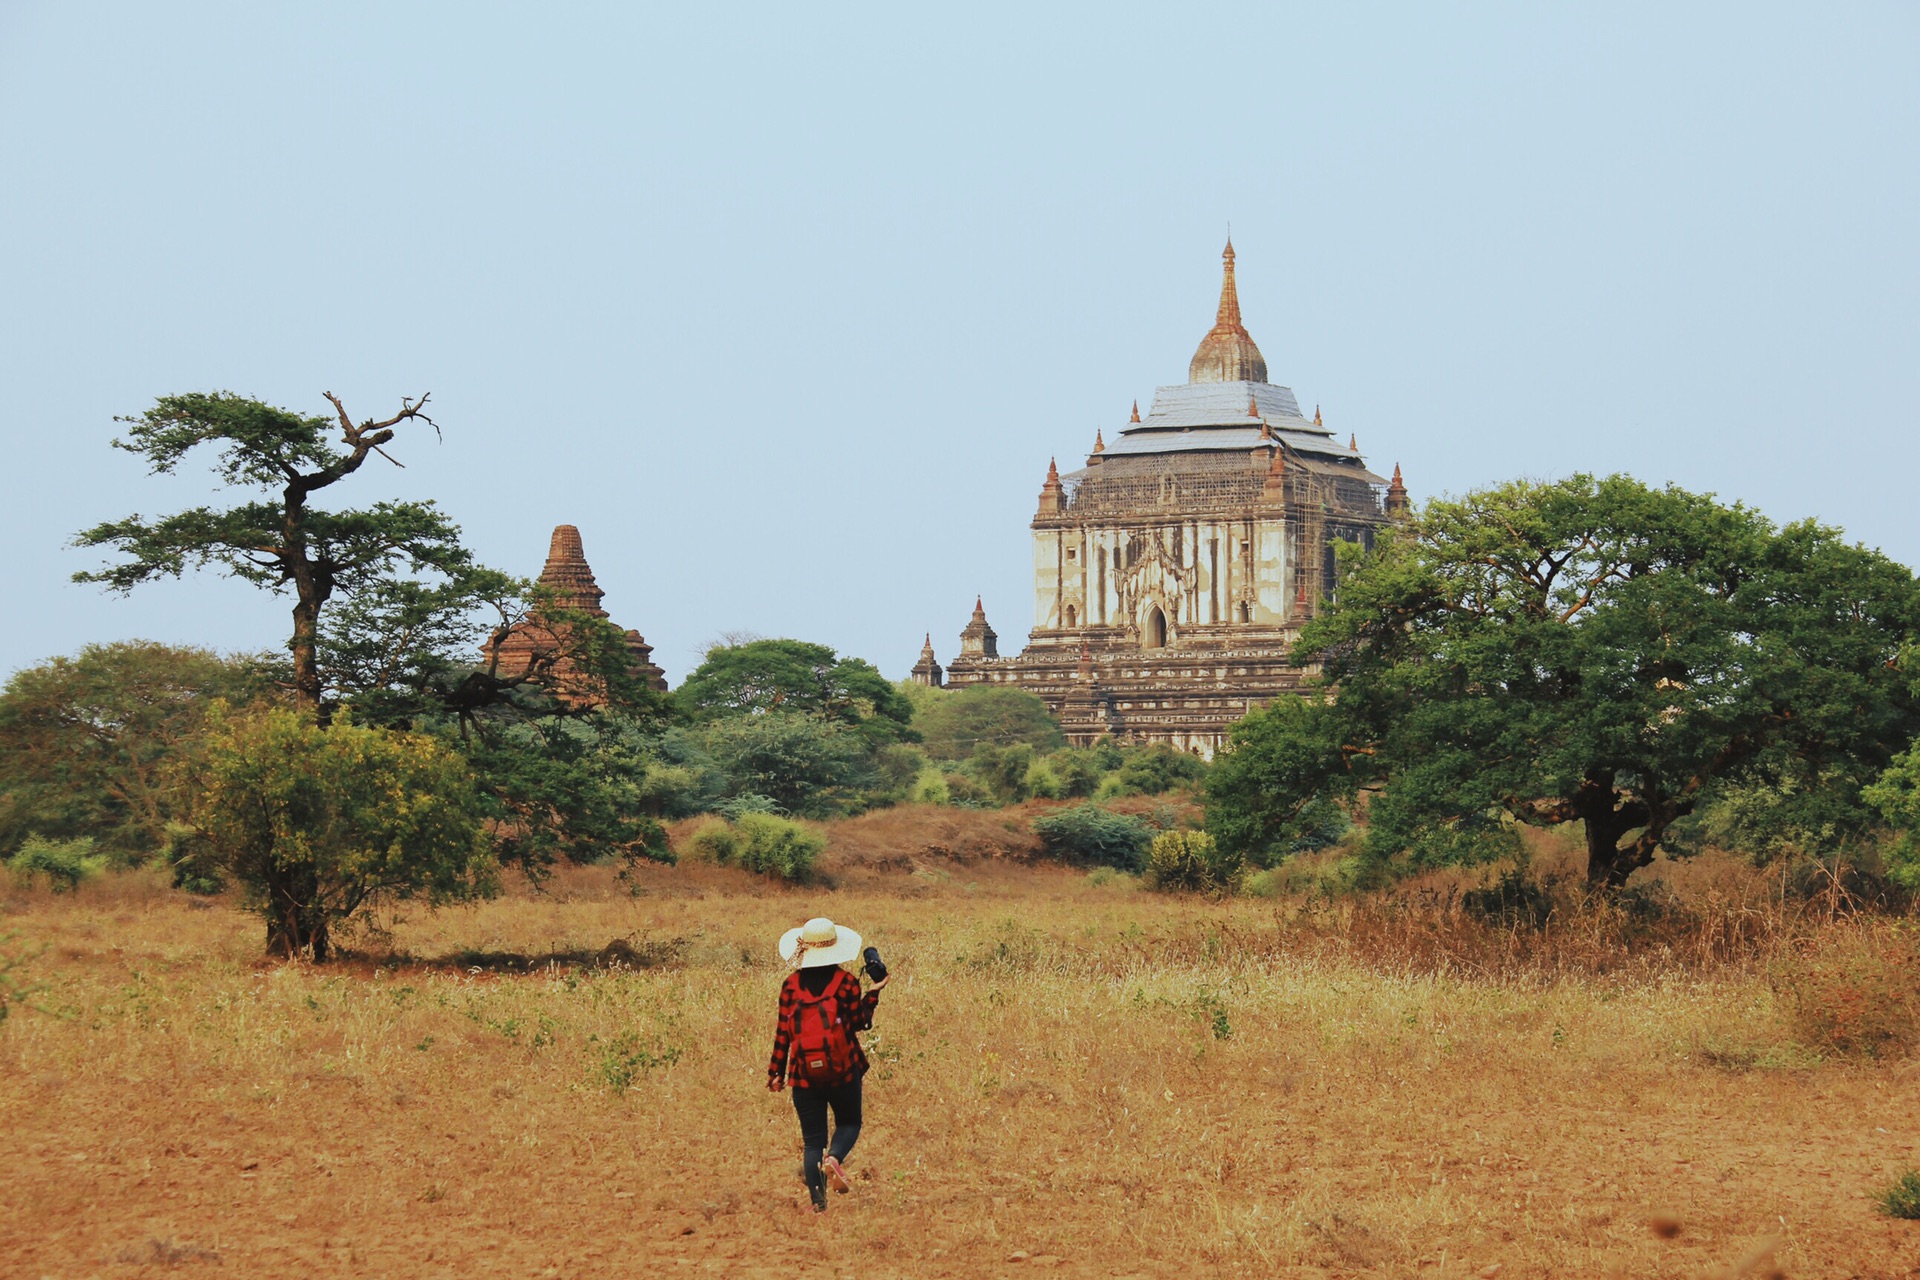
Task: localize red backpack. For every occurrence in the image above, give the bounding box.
[789,970,857,1087]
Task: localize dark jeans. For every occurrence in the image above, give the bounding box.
[792,1078,863,1194]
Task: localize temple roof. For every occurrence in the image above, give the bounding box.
[1187,239,1268,384]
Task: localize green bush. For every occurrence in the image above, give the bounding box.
[1878,1169,1920,1219]
[687,812,824,882]
[910,767,951,805]
[1144,829,1242,893]
[8,836,108,892]
[1031,802,1153,871]
[1111,744,1209,796]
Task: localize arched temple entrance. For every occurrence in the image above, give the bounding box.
[1144,605,1168,649]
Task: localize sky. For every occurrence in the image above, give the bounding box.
[1,3,1915,686]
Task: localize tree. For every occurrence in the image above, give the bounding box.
[1864,745,1920,890]
[902,684,1064,761]
[74,391,473,723]
[678,639,914,747]
[178,707,495,960]
[1207,475,1920,886]
[695,710,874,817]
[461,713,675,879]
[0,642,281,859]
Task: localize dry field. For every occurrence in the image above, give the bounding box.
[2,810,1918,1279]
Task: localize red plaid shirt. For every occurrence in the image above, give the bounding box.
[767,969,879,1089]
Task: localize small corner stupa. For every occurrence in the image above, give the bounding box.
[482,524,668,706]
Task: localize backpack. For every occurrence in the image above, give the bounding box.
[789,970,857,1087]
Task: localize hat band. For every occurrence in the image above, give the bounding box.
[792,934,838,967]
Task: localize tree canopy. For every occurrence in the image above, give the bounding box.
[1206,474,1920,886]
[73,391,472,722]
[0,643,280,859]
[676,639,913,746]
[179,706,495,960]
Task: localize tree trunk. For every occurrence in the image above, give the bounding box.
[263,862,330,961]
[291,595,325,725]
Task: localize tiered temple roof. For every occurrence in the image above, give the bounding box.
[483,524,667,705]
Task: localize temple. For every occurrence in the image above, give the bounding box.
[938,241,1407,757]
[483,524,668,706]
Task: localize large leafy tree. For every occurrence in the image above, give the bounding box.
[901,684,1065,761]
[677,639,913,747]
[73,391,472,723]
[179,706,495,960]
[0,642,280,858]
[1207,475,1920,886]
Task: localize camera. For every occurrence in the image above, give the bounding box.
[862,946,887,982]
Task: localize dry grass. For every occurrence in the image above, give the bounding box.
[1,837,1917,1278]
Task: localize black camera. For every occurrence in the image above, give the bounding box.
[862,946,887,982]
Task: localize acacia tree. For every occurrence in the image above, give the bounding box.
[74,391,471,724]
[1206,474,1920,886]
[181,706,495,960]
[0,641,279,858]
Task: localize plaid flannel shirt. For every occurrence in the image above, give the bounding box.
[767,969,879,1089]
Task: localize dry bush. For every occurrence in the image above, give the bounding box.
[1770,922,1920,1058]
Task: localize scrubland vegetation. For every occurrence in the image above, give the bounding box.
[2,833,1917,1277]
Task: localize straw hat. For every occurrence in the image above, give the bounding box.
[778,917,862,969]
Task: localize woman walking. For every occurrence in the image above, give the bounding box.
[767,916,888,1213]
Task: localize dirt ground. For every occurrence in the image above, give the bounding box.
[2,845,1917,1279]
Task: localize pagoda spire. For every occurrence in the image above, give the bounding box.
[1386,463,1411,518]
[1314,404,1322,426]
[910,632,944,687]
[1349,433,1358,452]
[1215,236,1243,329]
[1247,394,1260,418]
[1129,399,1141,423]
[1188,239,1268,384]
[1038,456,1065,513]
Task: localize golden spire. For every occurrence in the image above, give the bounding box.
[1130,399,1141,423]
[1092,428,1105,454]
[1349,433,1358,452]
[1188,240,1268,384]
[1247,394,1260,418]
[1314,404,1322,426]
[1216,236,1242,328]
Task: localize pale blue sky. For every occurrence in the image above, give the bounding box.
[2,4,1915,685]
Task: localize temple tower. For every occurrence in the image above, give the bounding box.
[909,634,944,687]
[941,242,1402,757]
[483,524,668,706]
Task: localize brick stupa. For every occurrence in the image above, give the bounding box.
[482,524,667,706]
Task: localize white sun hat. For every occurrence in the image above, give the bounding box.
[778,917,863,969]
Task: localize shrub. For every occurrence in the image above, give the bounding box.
[180,707,496,961]
[1031,802,1152,871]
[687,812,823,882]
[1770,925,1920,1058]
[1144,829,1242,893]
[8,836,108,892]
[1109,744,1209,797]
[910,767,951,805]
[1878,1169,1920,1219]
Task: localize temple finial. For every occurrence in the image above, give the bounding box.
[1092,428,1105,454]
[1215,237,1241,328]
[1349,433,1358,452]
[1130,399,1141,423]
[1314,404,1322,426]
[1046,456,1060,483]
